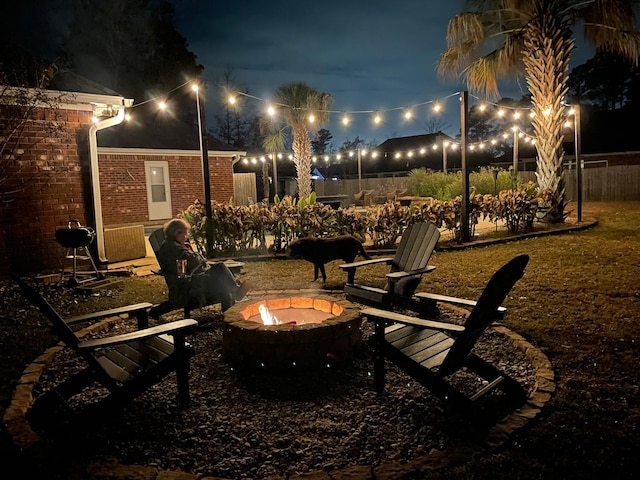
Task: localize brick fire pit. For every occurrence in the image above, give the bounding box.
[222,294,363,370]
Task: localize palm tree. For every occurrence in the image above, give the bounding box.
[261,82,333,200]
[438,0,640,221]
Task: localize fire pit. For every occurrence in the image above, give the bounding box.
[222,295,362,370]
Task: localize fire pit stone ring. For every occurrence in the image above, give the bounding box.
[222,294,363,370]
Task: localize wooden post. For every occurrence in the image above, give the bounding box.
[442,137,448,173]
[513,127,519,181]
[574,104,582,222]
[357,149,363,192]
[460,91,470,243]
[272,153,278,200]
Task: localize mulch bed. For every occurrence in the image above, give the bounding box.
[27,300,537,479]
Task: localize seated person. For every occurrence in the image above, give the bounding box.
[155,218,249,314]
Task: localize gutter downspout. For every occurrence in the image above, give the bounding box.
[88,107,128,264]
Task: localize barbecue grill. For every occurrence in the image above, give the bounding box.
[55,220,100,285]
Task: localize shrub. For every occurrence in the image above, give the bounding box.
[179,183,543,255]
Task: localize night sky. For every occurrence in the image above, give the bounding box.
[4,0,596,146]
[171,0,521,143]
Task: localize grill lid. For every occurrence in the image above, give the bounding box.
[55,220,95,248]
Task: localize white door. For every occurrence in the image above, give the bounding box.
[145,161,172,220]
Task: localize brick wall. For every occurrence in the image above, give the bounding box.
[0,108,92,277]
[0,103,236,277]
[99,153,235,226]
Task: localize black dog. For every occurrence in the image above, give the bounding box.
[288,235,370,283]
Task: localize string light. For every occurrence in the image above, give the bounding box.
[122,79,578,168]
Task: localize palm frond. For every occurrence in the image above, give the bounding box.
[579,0,639,62]
[597,30,640,65]
[262,130,286,153]
[464,57,500,98]
[446,12,486,48]
[438,42,482,79]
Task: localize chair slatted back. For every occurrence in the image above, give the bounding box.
[438,254,529,377]
[393,222,440,272]
[13,275,81,349]
[148,228,165,260]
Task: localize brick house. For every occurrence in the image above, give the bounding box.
[0,72,242,277]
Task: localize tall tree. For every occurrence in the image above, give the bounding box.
[439,0,640,221]
[260,82,333,200]
[423,116,450,134]
[311,128,333,154]
[63,0,202,117]
[213,68,263,150]
[567,51,638,109]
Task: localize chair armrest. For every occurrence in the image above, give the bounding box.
[152,268,203,280]
[414,292,506,318]
[361,307,465,333]
[339,257,393,270]
[340,257,394,283]
[77,319,198,350]
[386,265,436,280]
[66,302,154,325]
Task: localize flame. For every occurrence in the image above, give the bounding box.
[258,304,280,325]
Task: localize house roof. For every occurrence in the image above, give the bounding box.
[47,68,125,97]
[97,114,239,152]
[375,132,455,152]
[95,96,241,152]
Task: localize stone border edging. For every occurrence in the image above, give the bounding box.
[5,292,555,480]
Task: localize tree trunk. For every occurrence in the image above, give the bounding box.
[292,124,312,199]
[522,10,574,222]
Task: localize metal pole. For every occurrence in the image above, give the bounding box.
[194,84,214,257]
[272,153,278,201]
[513,128,519,182]
[574,104,583,222]
[442,138,448,173]
[357,149,362,192]
[460,91,470,243]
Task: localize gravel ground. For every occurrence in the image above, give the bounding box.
[29,301,537,480]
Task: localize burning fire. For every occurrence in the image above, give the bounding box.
[258,304,280,325]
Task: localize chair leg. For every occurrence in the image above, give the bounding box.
[373,349,385,393]
[373,319,386,393]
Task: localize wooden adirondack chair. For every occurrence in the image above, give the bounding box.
[147,228,194,317]
[13,275,198,421]
[360,254,529,419]
[339,222,440,312]
[148,228,245,318]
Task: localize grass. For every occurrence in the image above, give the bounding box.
[1,201,639,478]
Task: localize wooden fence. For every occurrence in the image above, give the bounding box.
[521,164,640,201]
[239,164,640,206]
[233,172,257,206]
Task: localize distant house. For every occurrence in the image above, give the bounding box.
[0,70,242,276]
[374,132,458,173]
